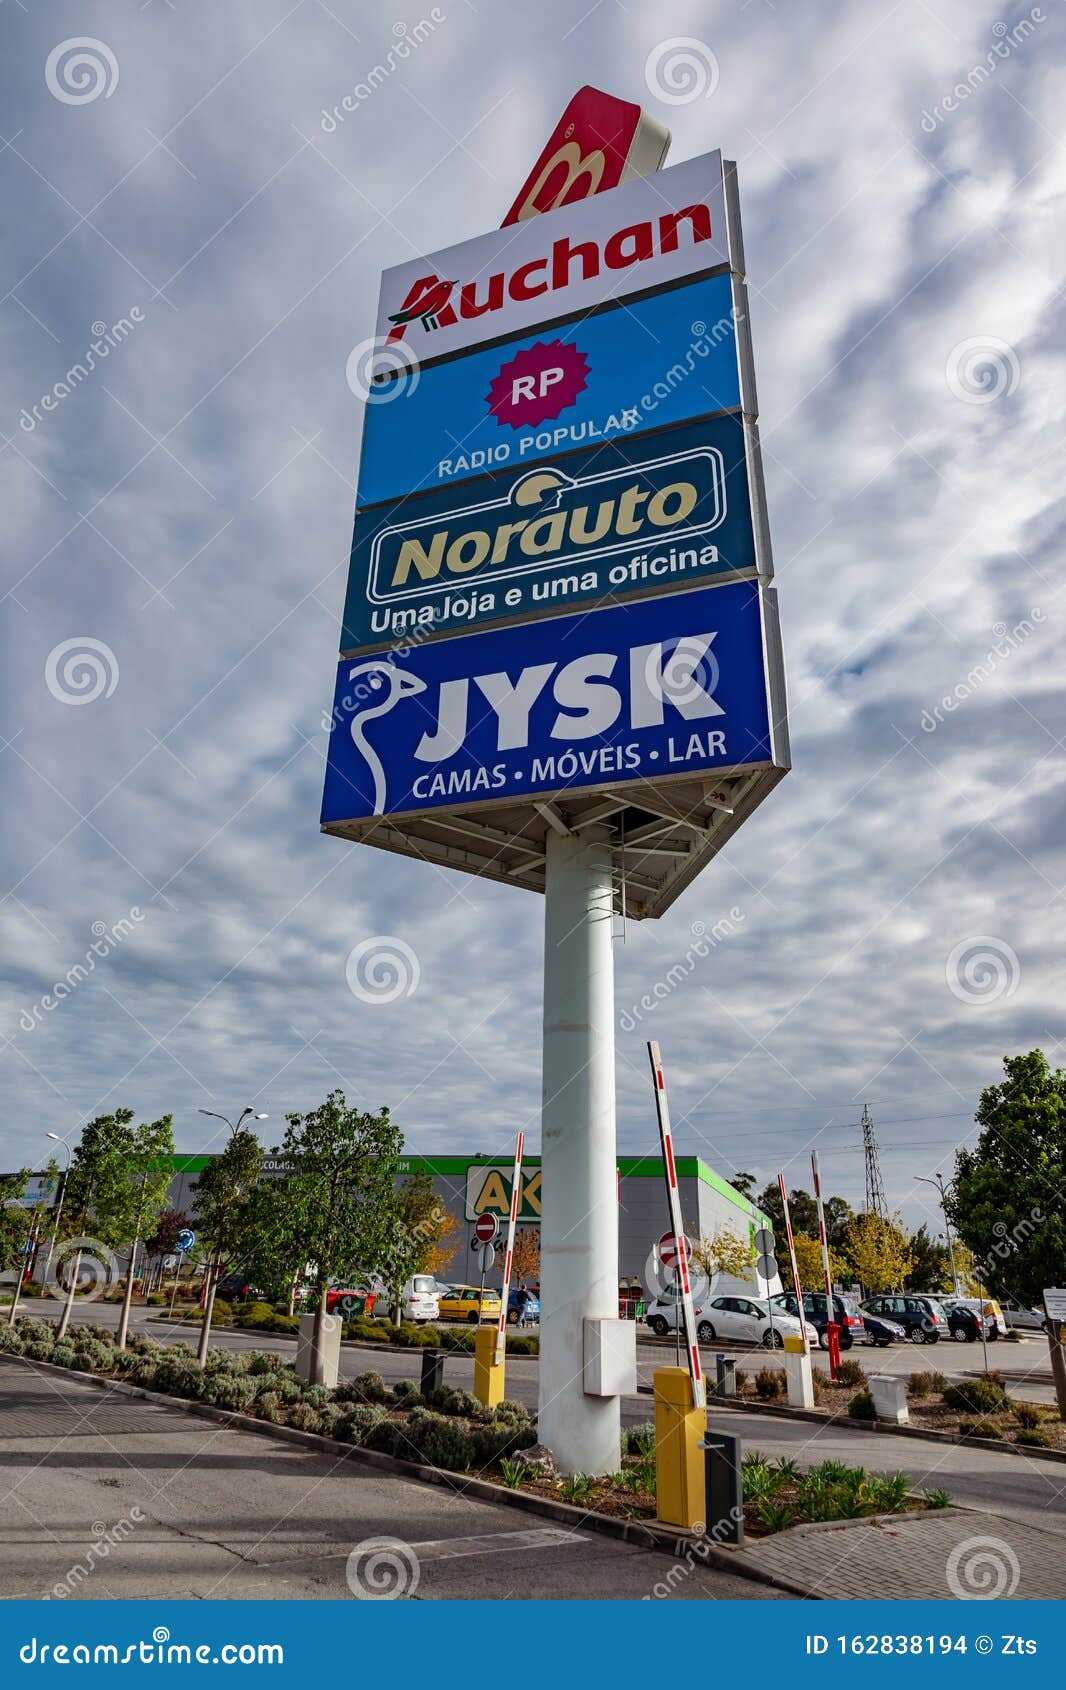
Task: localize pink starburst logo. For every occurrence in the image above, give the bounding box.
[485,340,589,431]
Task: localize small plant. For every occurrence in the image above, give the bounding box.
[836,1359,866,1388]
[255,1391,282,1423]
[734,1368,748,1394]
[391,1379,423,1407]
[557,1472,593,1503]
[772,1457,799,1482]
[753,1498,797,1532]
[848,1389,877,1420]
[754,1367,783,1400]
[336,1371,389,1405]
[1015,1428,1051,1448]
[1014,1402,1045,1430]
[959,1418,1004,1440]
[336,1404,386,1444]
[498,1456,525,1489]
[923,1487,951,1509]
[943,1377,1007,1415]
[907,1371,933,1398]
[288,1402,324,1434]
[625,1423,655,1457]
[740,1455,778,1501]
[864,1471,910,1512]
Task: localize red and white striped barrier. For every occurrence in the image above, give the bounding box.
[495,1130,524,1362]
[647,1042,705,1410]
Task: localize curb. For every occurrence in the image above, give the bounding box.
[0,1350,812,1598]
[670,1390,1066,1465]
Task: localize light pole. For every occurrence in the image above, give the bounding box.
[40,1133,71,1290]
[914,1172,961,1297]
[195,1108,267,1365]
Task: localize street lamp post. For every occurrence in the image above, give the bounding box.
[40,1134,71,1291]
[195,1108,267,1366]
[914,1172,961,1297]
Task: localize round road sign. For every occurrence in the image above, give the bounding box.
[658,1231,690,1272]
[176,1228,195,1251]
[474,1213,499,1246]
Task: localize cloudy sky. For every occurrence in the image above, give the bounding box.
[1,0,1062,1234]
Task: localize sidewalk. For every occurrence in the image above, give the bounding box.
[726,1507,1061,1601]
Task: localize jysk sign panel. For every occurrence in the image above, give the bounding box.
[342,413,758,651]
[377,149,729,367]
[321,579,781,825]
[358,272,742,508]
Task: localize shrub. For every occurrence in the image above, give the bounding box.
[507,1335,539,1356]
[836,1359,866,1388]
[249,1351,285,1376]
[907,1371,934,1399]
[1015,1428,1051,1448]
[959,1418,1004,1440]
[472,1422,537,1467]
[288,1403,324,1434]
[405,1410,475,1472]
[336,1371,390,1405]
[439,1328,477,1353]
[1014,1402,1046,1430]
[848,1390,877,1420]
[494,1399,532,1424]
[755,1368,784,1400]
[336,1404,387,1444]
[275,1374,304,1404]
[364,1418,403,1457]
[429,1387,488,1420]
[52,1343,77,1369]
[943,1377,1008,1415]
[201,1373,256,1411]
[390,1379,423,1407]
[735,1368,748,1394]
[255,1392,282,1423]
[300,1384,334,1409]
[625,1423,656,1457]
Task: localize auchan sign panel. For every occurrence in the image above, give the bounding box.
[502,84,669,225]
[377,149,729,367]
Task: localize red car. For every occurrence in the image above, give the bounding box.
[325,1288,377,1317]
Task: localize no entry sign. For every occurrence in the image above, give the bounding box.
[658,1231,690,1272]
[474,1213,500,1245]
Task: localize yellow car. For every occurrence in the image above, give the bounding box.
[438,1284,502,1324]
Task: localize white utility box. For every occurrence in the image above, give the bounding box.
[583,1317,637,1397]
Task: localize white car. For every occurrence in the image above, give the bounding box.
[645,1288,817,1349]
[400,1274,439,1323]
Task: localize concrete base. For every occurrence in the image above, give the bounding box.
[869,1374,909,1425]
[295,1311,341,1387]
[782,1340,814,1410]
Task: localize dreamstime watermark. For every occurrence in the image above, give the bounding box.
[320,13,446,132]
[19,309,145,433]
[946,336,1020,403]
[49,1509,145,1599]
[44,1237,119,1303]
[920,609,1043,731]
[45,38,119,105]
[945,936,1020,1005]
[643,1507,744,1598]
[971,1206,1045,1290]
[920,11,1045,131]
[620,910,745,1032]
[322,628,435,732]
[345,936,421,1004]
[19,1628,283,1666]
[632,312,740,424]
[16,910,146,1035]
[45,638,119,705]
[345,336,420,402]
[645,38,720,105]
[345,1536,420,1598]
[945,1534,1021,1599]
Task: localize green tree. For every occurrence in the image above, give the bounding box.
[757,1181,819,1238]
[1,1167,33,1323]
[823,1195,856,1253]
[272,1092,403,1378]
[779,1233,848,1295]
[56,1109,152,1338]
[729,1171,757,1200]
[381,1174,453,1322]
[945,1050,1066,1307]
[112,1114,175,1349]
[240,1173,310,1313]
[845,1211,914,1295]
[903,1223,952,1294]
[690,1223,757,1284]
[192,1128,264,1361]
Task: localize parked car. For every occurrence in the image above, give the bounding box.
[399,1275,439,1323]
[860,1309,907,1347]
[645,1287,817,1349]
[942,1296,1006,1339]
[507,1286,540,1326]
[1002,1302,1051,1334]
[769,1291,866,1351]
[438,1284,502,1324]
[861,1294,948,1344]
[207,1271,259,1305]
[938,1300,983,1342]
[324,1286,377,1317]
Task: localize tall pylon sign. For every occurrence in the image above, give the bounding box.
[321,87,790,1474]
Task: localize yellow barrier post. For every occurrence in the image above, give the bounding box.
[474,1323,506,1409]
[653,1366,705,1529]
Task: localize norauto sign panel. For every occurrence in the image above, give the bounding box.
[321,578,782,824]
[357,271,744,508]
[343,413,757,649]
[376,149,729,366]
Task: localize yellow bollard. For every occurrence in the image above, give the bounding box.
[473,1324,506,1409]
[782,1334,805,1354]
[653,1366,705,1529]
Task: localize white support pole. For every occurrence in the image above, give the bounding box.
[538,826,619,1476]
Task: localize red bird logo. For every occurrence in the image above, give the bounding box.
[386,276,457,342]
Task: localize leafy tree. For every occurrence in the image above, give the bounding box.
[240,1174,310,1313]
[903,1223,953,1294]
[1,1167,33,1324]
[690,1224,757,1285]
[271,1092,403,1379]
[779,1233,848,1295]
[144,1209,190,1291]
[945,1050,1066,1307]
[192,1128,264,1361]
[511,1227,541,1286]
[111,1114,174,1348]
[845,1211,914,1295]
[757,1181,819,1238]
[381,1174,454,1321]
[823,1195,856,1253]
[729,1171,757,1200]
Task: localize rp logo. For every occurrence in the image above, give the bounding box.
[485,339,589,430]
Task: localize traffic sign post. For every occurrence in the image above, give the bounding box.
[473,1214,499,1247]
[168,1230,196,1322]
[1043,1290,1066,1417]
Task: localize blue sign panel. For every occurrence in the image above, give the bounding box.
[356,272,742,507]
[322,580,776,825]
[176,1229,195,1251]
[341,413,757,653]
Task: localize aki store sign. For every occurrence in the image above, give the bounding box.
[321,578,784,824]
[375,148,730,368]
[466,1163,542,1221]
[356,271,746,508]
[342,412,759,650]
